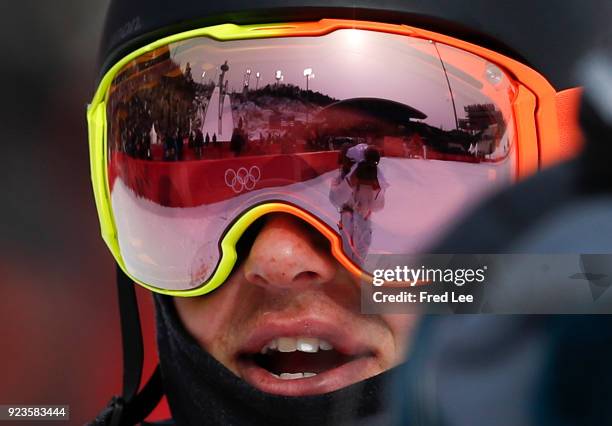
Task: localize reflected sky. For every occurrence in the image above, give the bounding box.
[114,29,516,132]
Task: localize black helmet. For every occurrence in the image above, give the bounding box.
[100,0,611,89]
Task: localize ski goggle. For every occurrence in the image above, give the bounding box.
[88,19,581,296]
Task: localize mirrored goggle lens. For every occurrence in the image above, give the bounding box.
[107,29,518,291]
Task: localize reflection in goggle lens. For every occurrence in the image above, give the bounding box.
[106,29,517,291]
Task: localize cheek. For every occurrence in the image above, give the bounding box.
[174,278,246,359]
[380,314,421,361]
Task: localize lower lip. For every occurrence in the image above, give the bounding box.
[236,355,379,396]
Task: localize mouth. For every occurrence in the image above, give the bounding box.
[236,321,378,396]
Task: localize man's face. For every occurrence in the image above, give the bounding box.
[175,213,418,396]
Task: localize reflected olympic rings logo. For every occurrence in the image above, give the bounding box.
[224,166,261,193]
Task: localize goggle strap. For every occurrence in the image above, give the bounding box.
[92,267,164,425]
[115,366,164,426]
[117,265,144,401]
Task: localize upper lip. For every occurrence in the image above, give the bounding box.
[237,315,374,358]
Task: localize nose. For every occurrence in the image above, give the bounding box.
[243,213,337,290]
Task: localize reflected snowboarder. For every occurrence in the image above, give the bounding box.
[329,144,387,261]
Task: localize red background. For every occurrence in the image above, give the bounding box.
[0,1,169,422]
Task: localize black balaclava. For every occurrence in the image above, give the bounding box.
[154,293,398,425]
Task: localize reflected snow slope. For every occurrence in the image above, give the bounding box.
[111,156,511,290]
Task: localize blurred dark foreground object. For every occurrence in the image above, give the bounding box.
[394,48,612,426]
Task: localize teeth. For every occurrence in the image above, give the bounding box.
[260,336,335,353]
[319,339,333,351]
[276,372,318,380]
[297,337,319,353]
[280,373,303,380]
[277,337,297,352]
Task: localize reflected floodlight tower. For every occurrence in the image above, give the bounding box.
[197,70,207,108]
[303,68,315,123]
[275,70,282,85]
[243,68,252,94]
[219,61,229,88]
[218,60,230,135]
[255,72,260,90]
[303,68,313,92]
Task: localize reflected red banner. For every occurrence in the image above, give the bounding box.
[108,151,340,207]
